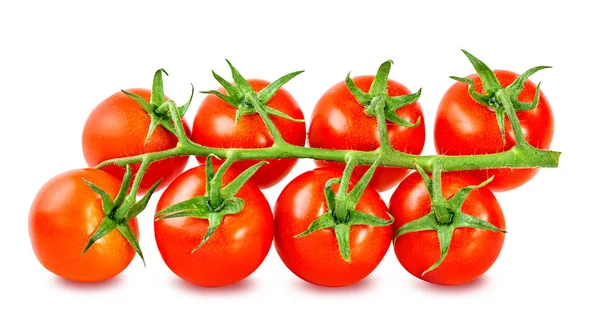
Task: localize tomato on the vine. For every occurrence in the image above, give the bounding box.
[191,79,305,189]
[390,171,505,285]
[274,167,392,287]
[82,88,191,194]
[308,76,425,192]
[29,169,138,282]
[154,165,273,287]
[434,70,554,191]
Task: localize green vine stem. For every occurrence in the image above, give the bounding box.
[85,55,561,264]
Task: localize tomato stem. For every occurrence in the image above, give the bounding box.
[371,96,393,151]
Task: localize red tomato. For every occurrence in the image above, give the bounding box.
[434,70,554,191]
[390,171,505,285]
[274,167,392,287]
[154,165,273,287]
[191,80,305,189]
[29,169,138,282]
[82,88,191,194]
[308,76,425,192]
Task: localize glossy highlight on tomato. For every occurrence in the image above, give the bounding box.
[191,79,305,189]
[434,70,554,191]
[154,165,274,287]
[29,169,138,282]
[390,171,505,285]
[308,76,425,192]
[82,88,190,194]
[274,167,393,287]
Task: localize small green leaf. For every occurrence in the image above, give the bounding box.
[82,179,113,216]
[450,76,492,105]
[200,90,238,108]
[177,84,194,117]
[212,69,241,100]
[265,106,304,122]
[394,213,438,239]
[113,165,132,209]
[150,68,168,106]
[125,179,162,221]
[295,212,336,238]
[155,196,211,219]
[421,225,454,276]
[122,89,155,114]
[369,60,393,95]
[460,50,502,94]
[506,66,551,97]
[145,118,161,144]
[221,161,267,199]
[82,217,117,255]
[495,109,507,143]
[345,72,371,105]
[385,112,421,128]
[323,178,341,211]
[225,59,253,94]
[514,82,542,111]
[386,88,422,111]
[453,213,506,233]
[447,176,494,211]
[191,212,225,253]
[347,209,393,226]
[334,223,352,263]
[116,223,145,266]
[258,70,304,103]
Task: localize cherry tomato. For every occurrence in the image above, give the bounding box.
[82,88,191,194]
[154,165,273,287]
[274,167,392,287]
[191,80,305,189]
[434,70,554,191]
[390,171,506,285]
[308,76,425,192]
[29,169,138,282]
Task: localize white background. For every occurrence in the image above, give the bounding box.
[1,0,598,327]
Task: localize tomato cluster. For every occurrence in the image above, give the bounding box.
[29,55,555,288]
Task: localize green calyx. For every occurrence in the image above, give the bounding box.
[82,165,162,265]
[450,50,550,143]
[295,157,393,263]
[122,69,194,144]
[155,156,266,252]
[201,60,304,124]
[346,60,422,128]
[394,163,506,276]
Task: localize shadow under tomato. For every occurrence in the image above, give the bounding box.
[412,275,491,294]
[53,275,124,291]
[292,276,377,294]
[170,276,258,295]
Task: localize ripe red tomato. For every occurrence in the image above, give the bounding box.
[29,169,139,282]
[390,171,505,285]
[434,70,554,191]
[274,167,392,287]
[308,76,425,192]
[82,88,190,194]
[191,80,305,189]
[154,165,273,287]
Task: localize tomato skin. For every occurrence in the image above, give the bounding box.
[434,70,554,191]
[191,80,305,189]
[82,88,191,194]
[154,165,273,287]
[274,168,392,287]
[29,169,138,282]
[390,171,505,285]
[308,76,425,192]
